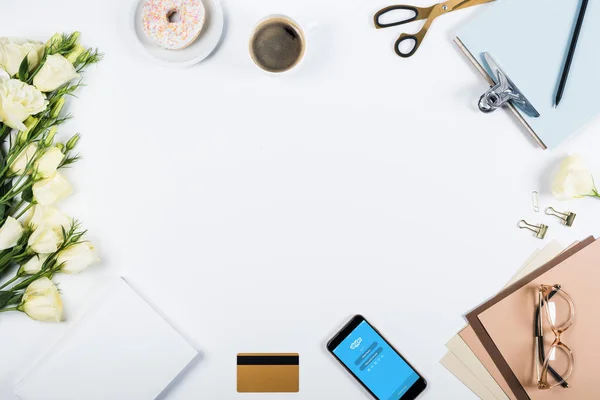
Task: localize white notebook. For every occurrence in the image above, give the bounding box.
[14,278,198,400]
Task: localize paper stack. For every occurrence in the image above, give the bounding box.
[442,238,599,399]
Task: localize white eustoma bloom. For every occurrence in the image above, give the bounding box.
[32,172,73,205]
[57,242,99,274]
[0,38,44,77]
[27,204,71,231]
[20,254,49,275]
[28,225,62,253]
[0,79,48,131]
[0,69,8,80]
[35,147,64,178]
[0,216,24,250]
[552,155,597,199]
[10,143,38,175]
[19,277,63,322]
[33,54,79,92]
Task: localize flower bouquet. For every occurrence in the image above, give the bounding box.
[0,33,102,322]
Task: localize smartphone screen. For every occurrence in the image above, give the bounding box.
[327,316,426,400]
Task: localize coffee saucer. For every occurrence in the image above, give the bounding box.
[131,0,224,67]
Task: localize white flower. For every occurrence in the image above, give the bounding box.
[35,147,64,178]
[33,54,79,93]
[27,204,71,232]
[10,143,38,175]
[0,38,44,77]
[18,277,63,322]
[0,69,8,80]
[57,242,99,274]
[32,172,73,205]
[552,155,597,199]
[0,217,23,250]
[28,225,62,253]
[20,254,49,275]
[0,78,48,131]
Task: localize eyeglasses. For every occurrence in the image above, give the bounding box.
[535,284,574,390]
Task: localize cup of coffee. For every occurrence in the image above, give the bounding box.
[249,15,306,73]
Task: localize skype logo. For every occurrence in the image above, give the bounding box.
[350,337,362,350]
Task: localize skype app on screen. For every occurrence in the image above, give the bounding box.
[333,321,419,400]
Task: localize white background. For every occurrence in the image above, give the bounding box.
[2,0,600,399]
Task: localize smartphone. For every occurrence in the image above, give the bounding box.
[327,315,427,400]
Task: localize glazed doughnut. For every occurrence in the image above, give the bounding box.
[142,0,206,50]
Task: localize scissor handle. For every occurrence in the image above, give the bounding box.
[374,5,429,28]
[394,31,425,58]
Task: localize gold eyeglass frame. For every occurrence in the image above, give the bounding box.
[535,284,575,390]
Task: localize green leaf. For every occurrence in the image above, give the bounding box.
[0,291,15,309]
[18,55,29,82]
[21,186,33,203]
[8,292,23,306]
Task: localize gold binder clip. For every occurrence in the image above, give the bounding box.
[546,207,576,227]
[518,220,548,239]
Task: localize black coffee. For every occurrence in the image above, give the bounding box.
[250,19,305,73]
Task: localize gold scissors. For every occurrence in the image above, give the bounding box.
[374,0,494,58]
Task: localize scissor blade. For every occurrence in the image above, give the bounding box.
[450,0,495,12]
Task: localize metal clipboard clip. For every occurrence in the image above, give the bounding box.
[478,52,540,118]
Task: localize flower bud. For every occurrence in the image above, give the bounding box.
[20,254,50,275]
[28,225,63,253]
[34,147,64,179]
[32,172,73,205]
[46,33,62,51]
[66,45,85,64]
[33,54,79,93]
[27,204,72,232]
[18,277,63,322]
[10,143,38,175]
[17,117,38,144]
[24,116,38,131]
[57,242,100,274]
[0,217,24,251]
[71,32,81,45]
[50,97,65,119]
[16,130,28,145]
[43,127,58,146]
[66,134,80,150]
[56,142,65,151]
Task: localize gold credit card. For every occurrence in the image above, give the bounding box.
[237,353,299,393]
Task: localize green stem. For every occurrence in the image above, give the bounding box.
[0,124,11,142]
[0,307,18,313]
[15,203,34,220]
[0,243,29,277]
[0,179,34,205]
[585,189,600,199]
[0,251,17,275]
[0,274,20,290]
[12,268,51,291]
[7,199,25,216]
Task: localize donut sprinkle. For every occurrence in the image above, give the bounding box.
[142,0,206,50]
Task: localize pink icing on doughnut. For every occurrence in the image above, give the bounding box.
[142,0,206,50]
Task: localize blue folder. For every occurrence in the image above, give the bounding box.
[456,0,599,149]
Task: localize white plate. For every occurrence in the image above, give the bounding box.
[132,0,224,67]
